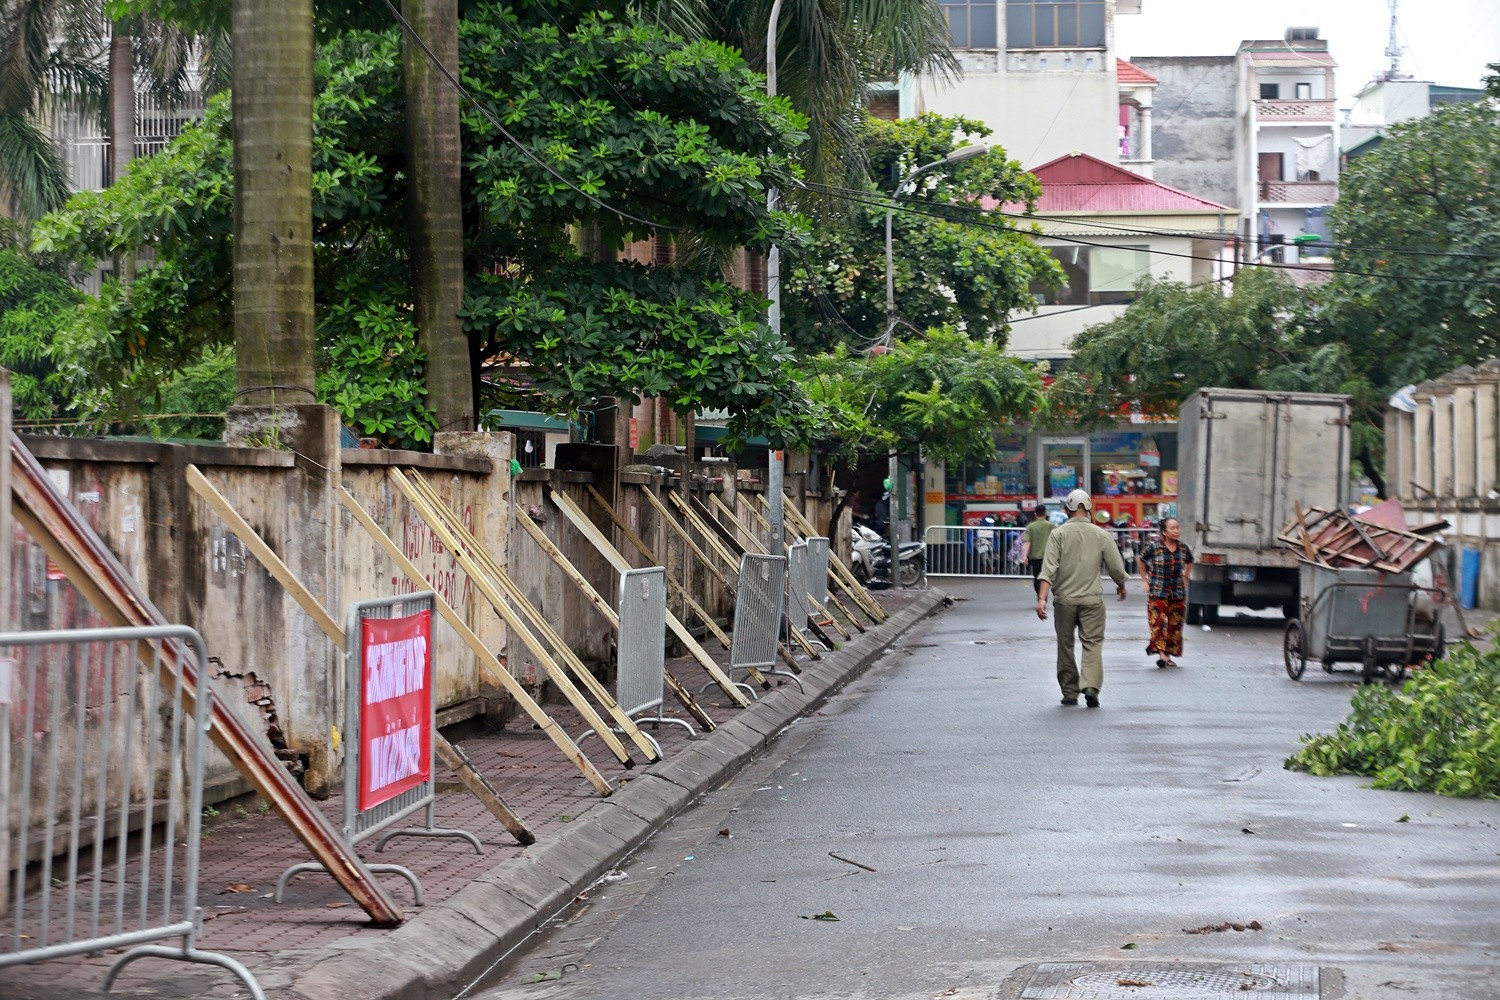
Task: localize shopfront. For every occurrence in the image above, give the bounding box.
[942,424,1179,528]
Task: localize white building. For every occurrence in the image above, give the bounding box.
[1234,30,1338,264]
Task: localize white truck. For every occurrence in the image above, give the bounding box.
[1177,388,1352,624]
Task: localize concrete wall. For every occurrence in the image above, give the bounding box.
[2,370,10,914]
[1387,361,1500,609]
[1126,56,1238,209]
[916,54,1120,166]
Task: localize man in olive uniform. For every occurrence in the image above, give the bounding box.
[1036,489,1128,708]
[1019,507,1054,594]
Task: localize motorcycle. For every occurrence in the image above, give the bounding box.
[851,519,926,588]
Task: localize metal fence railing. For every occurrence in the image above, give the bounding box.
[0,625,264,999]
[924,525,1160,579]
[728,553,790,692]
[276,593,480,906]
[581,567,690,754]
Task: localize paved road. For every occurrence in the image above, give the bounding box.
[467,579,1500,1000]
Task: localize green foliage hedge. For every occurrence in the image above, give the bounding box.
[1285,638,1500,798]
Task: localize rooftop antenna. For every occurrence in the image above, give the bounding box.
[1380,0,1408,81]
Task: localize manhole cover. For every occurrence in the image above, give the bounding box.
[1020,963,1319,999]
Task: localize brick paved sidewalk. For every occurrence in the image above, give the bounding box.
[0,589,927,1000]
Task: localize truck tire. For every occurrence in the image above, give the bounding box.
[1203,603,1219,625]
[1187,603,1204,626]
[1281,601,1298,621]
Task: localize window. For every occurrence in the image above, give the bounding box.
[1031,246,1151,305]
[1259,82,1280,100]
[939,0,998,48]
[1006,0,1106,48]
[1294,81,1312,99]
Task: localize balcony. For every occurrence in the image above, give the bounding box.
[1260,179,1338,204]
[1255,98,1335,124]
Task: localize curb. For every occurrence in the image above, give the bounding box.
[276,590,949,1000]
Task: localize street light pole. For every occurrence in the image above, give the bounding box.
[765,0,786,555]
[881,144,989,585]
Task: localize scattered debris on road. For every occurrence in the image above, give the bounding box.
[1182,920,1263,934]
[829,851,877,872]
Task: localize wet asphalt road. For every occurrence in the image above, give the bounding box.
[467,579,1500,1000]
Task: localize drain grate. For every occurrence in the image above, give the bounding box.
[1020,963,1319,999]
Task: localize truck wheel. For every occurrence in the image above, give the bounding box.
[1187,603,1204,626]
[1281,601,1298,621]
[1203,603,1219,625]
[1283,620,1306,680]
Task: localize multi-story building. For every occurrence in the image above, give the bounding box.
[1342,78,1487,162]
[1233,29,1338,264]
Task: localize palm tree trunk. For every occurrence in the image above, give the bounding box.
[108,24,135,283]
[402,0,474,432]
[230,0,315,406]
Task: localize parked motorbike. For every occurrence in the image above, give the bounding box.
[851,519,926,588]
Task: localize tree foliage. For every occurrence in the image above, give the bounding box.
[1048,268,1345,424]
[35,6,822,446]
[780,113,1059,355]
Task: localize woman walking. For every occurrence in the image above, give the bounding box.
[1139,517,1194,668]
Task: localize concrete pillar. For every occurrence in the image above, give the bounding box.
[1385,406,1409,503]
[1411,382,1436,501]
[923,457,946,536]
[1432,384,1453,498]
[1451,368,1478,500]
[1475,361,1500,495]
[224,403,342,795]
[1139,104,1153,162]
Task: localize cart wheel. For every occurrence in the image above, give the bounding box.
[1283,619,1306,680]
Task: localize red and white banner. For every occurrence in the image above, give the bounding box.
[358,610,432,810]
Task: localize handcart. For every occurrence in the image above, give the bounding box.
[1282,560,1445,684]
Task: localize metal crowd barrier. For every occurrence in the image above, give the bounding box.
[581,567,689,754]
[276,593,480,905]
[924,524,1159,578]
[0,625,264,999]
[727,553,793,693]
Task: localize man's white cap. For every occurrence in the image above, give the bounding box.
[1063,488,1092,512]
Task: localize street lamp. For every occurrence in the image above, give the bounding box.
[881,144,989,585]
[884,144,990,340]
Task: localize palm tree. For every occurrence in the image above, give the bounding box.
[230,0,316,407]
[0,0,104,223]
[401,0,473,432]
[651,0,958,195]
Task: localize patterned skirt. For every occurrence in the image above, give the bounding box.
[1147,597,1187,657]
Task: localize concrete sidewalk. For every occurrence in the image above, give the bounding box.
[0,588,947,1000]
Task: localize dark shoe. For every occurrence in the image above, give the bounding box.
[1084,689,1100,708]
[1060,696,1078,706]
[1145,645,1155,655]
[1156,658,1167,668]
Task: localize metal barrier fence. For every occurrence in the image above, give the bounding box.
[924,525,1159,578]
[805,537,831,606]
[276,593,480,905]
[0,625,264,999]
[582,568,690,753]
[729,553,788,692]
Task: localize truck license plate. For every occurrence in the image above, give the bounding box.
[1228,567,1255,582]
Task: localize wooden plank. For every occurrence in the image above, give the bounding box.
[9,445,403,925]
[387,470,637,769]
[548,488,751,708]
[434,738,534,846]
[666,490,741,571]
[405,473,660,762]
[706,493,766,552]
[337,486,613,796]
[773,493,887,623]
[583,486,734,653]
[510,504,715,732]
[187,466,557,826]
[638,487,735,594]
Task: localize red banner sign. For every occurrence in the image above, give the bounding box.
[358,611,432,810]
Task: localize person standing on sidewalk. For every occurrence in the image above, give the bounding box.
[1019,507,1055,594]
[1138,516,1194,668]
[1035,489,1128,708]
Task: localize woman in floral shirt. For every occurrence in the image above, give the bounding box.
[1139,517,1194,668]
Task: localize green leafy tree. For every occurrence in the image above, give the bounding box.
[780,113,1059,355]
[36,8,820,447]
[801,325,1046,529]
[0,226,84,423]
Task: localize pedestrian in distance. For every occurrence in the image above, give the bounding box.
[1019,507,1054,595]
[1138,516,1194,668]
[1035,489,1128,708]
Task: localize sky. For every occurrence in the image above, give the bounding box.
[1114,0,1500,107]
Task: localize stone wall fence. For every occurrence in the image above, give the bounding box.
[1385,360,1500,609]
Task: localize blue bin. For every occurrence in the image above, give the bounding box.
[1460,548,1481,610]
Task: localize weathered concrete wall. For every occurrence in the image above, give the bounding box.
[1388,361,1500,610]
[1126,56,1238,210]
[2,369,10,914]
